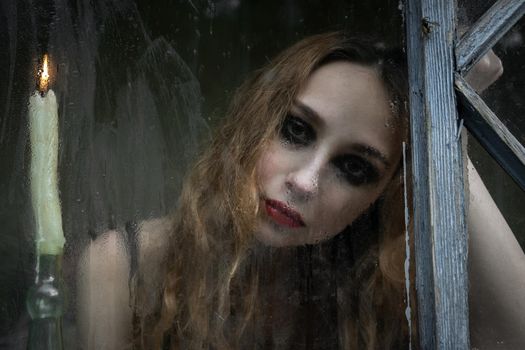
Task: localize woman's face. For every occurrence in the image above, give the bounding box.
[255,61,403,247]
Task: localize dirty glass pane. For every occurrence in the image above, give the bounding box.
[481,16,525,147]
[457,0,497,27]
[0,1,411,349]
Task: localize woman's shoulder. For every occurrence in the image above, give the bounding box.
[136,216,174,262]
[136,216,174,282]
[81,216,174,267]
[79,217,174,304]
[78,216,174,287]
[77,216,174,348]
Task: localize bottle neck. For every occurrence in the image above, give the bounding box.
[27,253,65,319]
[35,254,62,283]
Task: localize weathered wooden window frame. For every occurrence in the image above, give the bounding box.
[405,0,525,348]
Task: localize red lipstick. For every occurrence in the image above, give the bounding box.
[265,199,305,228]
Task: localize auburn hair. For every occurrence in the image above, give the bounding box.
[135,31,412,349]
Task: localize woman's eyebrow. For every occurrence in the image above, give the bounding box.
[353,144,391,168]
[293,101,325,129]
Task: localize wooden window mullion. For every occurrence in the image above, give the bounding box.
[405,0,470,348]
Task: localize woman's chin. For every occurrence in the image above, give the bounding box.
[254,219,334,247]
[254,219,302,247]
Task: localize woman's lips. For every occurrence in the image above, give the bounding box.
[264,199,306,228]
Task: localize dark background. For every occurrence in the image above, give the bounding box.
[0,0,403,346]
[0,0,523,348]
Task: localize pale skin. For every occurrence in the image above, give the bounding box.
[78,53,525,349]
[255,62,401,247]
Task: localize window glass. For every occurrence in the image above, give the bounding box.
[457,0,497,28]
[481,16,525,146]
[0,1,411,349]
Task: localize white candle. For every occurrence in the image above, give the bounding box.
[29,55,65,256]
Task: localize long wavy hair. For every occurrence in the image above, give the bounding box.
[136,31,411,349]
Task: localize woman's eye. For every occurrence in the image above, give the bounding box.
[334,155,379,186]
[280,115,315,146]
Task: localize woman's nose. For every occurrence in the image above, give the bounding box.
[285,159,322,200]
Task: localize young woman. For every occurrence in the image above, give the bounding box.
[78,32,525,349]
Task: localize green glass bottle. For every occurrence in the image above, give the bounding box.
[26,254,65,350]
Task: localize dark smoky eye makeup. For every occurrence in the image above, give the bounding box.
[279,113,316,146]
[332,154,380,186]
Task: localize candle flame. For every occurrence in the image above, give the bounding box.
[38,54,50,93]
